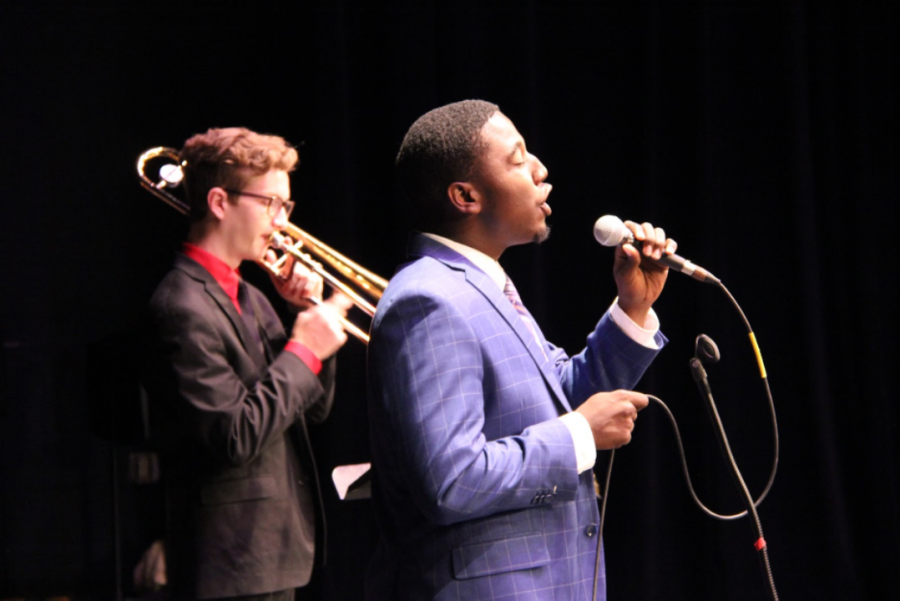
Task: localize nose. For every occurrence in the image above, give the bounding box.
[531,154,548,184]
[272,206,289,228]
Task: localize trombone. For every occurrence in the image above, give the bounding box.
[137,146,386,343]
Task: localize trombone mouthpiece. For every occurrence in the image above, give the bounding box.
[269,232,287,248]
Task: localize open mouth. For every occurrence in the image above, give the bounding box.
[539,201,551,217]
[539,183,553,216]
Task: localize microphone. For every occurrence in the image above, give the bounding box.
[593,215,720,285]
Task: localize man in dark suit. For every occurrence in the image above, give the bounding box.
[366,101,676,600]
[146,127,350,600]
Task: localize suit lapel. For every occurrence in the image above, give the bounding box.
[174,255,269,372]
[243,289,276,363]
[408,235,572,414]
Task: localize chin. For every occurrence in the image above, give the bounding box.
[533,226,551,244]
[254,239,271,259]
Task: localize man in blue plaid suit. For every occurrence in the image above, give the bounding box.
[366,100,677,600]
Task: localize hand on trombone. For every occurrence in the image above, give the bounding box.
[266,240,324,309]
[289,292,353,360]
[267,238,355,358]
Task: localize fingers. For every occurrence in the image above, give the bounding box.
[291,304,349,359]
[624,220,665,260]
[281,259,309,294]
[273,258,325,305]
[292,260,321,298]
[610,391,645,444]
[316,307,350,349]
[622,220,676,261]
[614,393,643,448]
[616,239,641,266]
[575,390,651,450]
[279,252,295,279]
[666,237,678,256]
[617,390,648,425]
[305,266,325,300]
[630,391,650,412]
[324,291,354,317]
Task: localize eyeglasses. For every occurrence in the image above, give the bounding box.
[224,188,295,217]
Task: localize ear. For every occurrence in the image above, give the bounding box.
[207,187,230,221]
[446,182,482,216]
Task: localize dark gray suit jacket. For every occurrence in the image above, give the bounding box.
[146,254,335,599]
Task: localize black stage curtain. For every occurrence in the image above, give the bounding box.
[1,2,896,599]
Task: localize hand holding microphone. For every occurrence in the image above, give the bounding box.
[593,215,720,285]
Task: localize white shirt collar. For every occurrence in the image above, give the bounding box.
[420,232,507,291]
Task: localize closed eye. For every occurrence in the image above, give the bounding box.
[510,141,527,164]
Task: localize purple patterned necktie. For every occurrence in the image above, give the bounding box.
[503,276,547,360]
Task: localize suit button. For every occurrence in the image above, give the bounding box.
[585,524,598,538]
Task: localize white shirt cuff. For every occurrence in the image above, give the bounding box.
[559,411,597,473]
[609,298,660,349]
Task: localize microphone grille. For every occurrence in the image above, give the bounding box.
[593,215,629,247]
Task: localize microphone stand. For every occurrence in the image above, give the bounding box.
[593,221,782,597]
[690,358,779,601]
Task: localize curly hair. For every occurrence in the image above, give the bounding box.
[180,127,299,222]
[395,100,499,231]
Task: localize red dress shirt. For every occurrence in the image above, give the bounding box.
[183,243,322,375]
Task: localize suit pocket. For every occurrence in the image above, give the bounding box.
[200,475,277,505]
[452,532,550,580]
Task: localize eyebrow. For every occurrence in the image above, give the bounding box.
[254,190,289,200]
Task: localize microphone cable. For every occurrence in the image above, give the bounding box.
[658,280,779,521]
[591,279,780,600]
[592,449,615,601]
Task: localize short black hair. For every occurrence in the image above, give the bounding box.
[395,100,499,231]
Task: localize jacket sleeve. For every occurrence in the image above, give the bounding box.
[305,355,336,425]
[552,312,667,410]
[254,285,337,426]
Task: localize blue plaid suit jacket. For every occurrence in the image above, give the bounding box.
[366,234,666,600]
